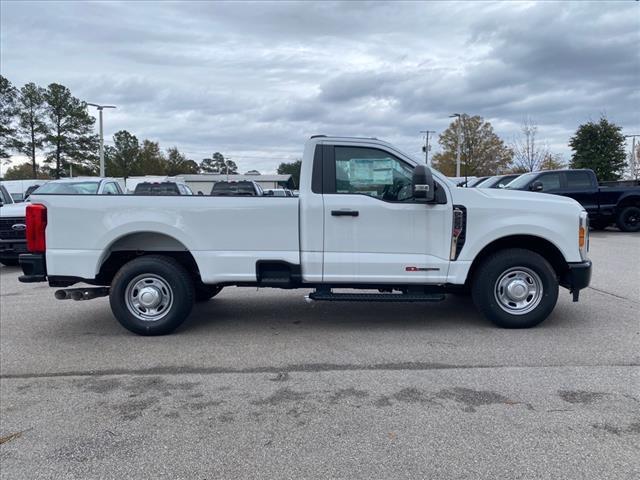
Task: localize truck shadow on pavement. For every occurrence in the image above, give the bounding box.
[185,292,494,334]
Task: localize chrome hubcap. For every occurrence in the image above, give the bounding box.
[494,267,543,315]
[125,274,173,322]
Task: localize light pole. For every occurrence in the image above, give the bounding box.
[449,113,462,177]
[87,103,116,177]
[420,130,436,167]
[625,134,639,180]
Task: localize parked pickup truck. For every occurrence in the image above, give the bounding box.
[1,184,27,266]
[506,169,640,232]
[18,136,591,335]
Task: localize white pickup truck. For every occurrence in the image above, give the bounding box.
[18,136,592,335]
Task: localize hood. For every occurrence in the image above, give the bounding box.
[466,186,581,207]
[476,188,578,204]
[0,202,28,218]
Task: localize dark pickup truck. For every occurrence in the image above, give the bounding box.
[506,169,640,232]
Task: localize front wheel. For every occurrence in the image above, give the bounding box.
[616,206,640,233]
[110,255,195,336]
[472,248,559,328]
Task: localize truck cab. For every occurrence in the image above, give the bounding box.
[506,169,640,231]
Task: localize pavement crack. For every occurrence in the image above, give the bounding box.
[587,286,639,304]
[1,362,638,380]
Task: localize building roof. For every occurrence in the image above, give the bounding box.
[182,174,291,182]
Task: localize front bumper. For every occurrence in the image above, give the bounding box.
[560,260,592,301]
[18,253,47,283]
[0,239,27,260]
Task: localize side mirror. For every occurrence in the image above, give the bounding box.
[530,181,543,192]
[412,165,435,202]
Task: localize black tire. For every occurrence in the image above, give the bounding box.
[109,255,195,336]
[0,258,19,267]
[471,248,559,329]
[616,206,640,233]
[195,284,223,302]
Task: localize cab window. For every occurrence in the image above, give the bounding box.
[103,182,121,195]
[334,147,414,201]
[566,171,593,188]
[537,173,562,192]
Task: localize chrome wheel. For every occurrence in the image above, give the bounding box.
[494,267,543,315]
[125,274,173,322]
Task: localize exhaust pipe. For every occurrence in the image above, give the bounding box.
[54,287,110,301]
[70,290,85,301]
[54,289,70,300]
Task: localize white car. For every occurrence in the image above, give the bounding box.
[19,136,591,335]
[33,177,124,195]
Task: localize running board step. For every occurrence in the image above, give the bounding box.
[307,291,445,302]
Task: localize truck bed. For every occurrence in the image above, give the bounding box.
[32,194,300,283]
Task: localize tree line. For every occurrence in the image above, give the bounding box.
[0,76,248,180]
[431,114,629,181]
[1,76,97,179]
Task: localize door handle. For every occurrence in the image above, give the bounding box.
[331,210,359,217]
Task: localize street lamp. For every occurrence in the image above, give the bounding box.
[87,103,116,177]
[449,113,462,178]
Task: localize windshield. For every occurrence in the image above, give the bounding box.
[134,183,179,195]
[474,177,496,188]
[211,182,257,196]
[35,181,100,194]
[465,177,488,188]
[504,172,537,189]
[0,185,14,204]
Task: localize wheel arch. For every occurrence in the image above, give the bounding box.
[96,231,201,285]
[465,234,568,286]
[616,194,640,210]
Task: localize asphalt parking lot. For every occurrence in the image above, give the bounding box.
[1,231,638,479]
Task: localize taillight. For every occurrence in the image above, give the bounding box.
[26,203,47,253]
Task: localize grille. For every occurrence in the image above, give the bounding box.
[0,217,26,240]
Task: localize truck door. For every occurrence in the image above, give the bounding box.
[321,144,451,284]
[560,170,599,215]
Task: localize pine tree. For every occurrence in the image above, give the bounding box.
[0,75,19,163]
[569,117,626,181]
[105,130,140,179]
[43,83,98,178]
[138,140,168,175]
[15,83,48,178]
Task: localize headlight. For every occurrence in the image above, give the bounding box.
[579,211,589,260]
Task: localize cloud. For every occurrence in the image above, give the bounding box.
[1,0,638,172]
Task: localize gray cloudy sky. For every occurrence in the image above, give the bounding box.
[1,0,639,173]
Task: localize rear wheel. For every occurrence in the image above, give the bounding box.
[616,206,640,232]
[472,248,558,328]
[0,258,19,267]
[110,255,194,335]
